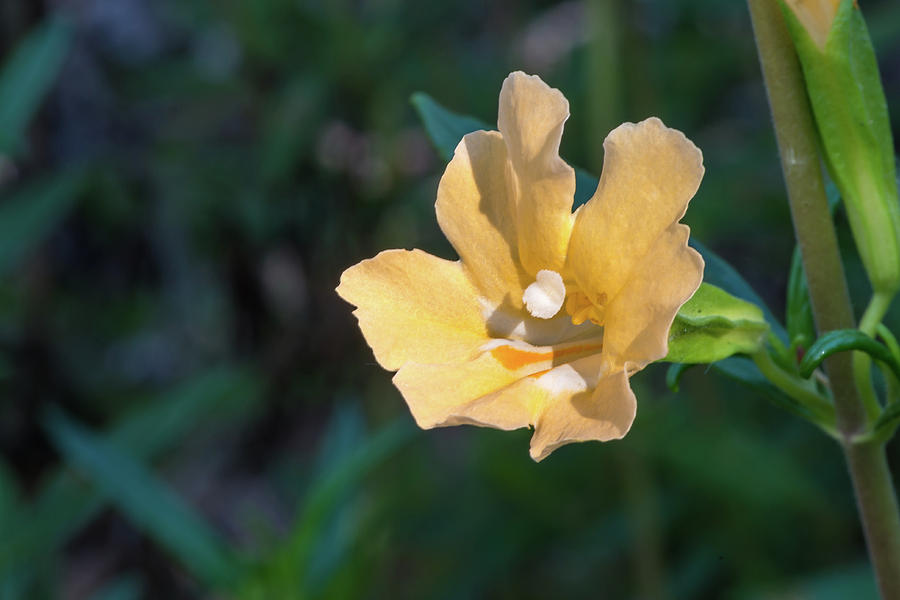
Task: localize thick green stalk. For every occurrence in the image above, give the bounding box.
[746,1,900,596]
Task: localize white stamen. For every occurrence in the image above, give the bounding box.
[523,269,565,319]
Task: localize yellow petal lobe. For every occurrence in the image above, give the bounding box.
[436,131,529,308]
[498,72,576,276]
[530,368,636,462]
[602,223,703,367]
[394,337,604,431]
[336,249,488,370]
[567,117,704,363]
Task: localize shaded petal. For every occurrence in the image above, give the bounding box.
[602,223,703,367]
[484,301,597,347]
[567,117,704,308]
[337,249,488,370]
[436,130,529,308]
[498,71,576,275]
[529,367,636,462]
[393,336,604,431]
[393,352,538,430]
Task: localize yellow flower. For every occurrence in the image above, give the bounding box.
[337,72,704,461]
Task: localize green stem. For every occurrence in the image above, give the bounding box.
[747,1,900,596]
[855,292,894,422]
[752,350,835,431]
[876,323,900,406]
[860,293,894,338]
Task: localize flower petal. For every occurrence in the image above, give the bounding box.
[336,249,489,370]
[498,71,576,276]
[567,117,704,315]
[602,223,703,366]
[436,130,529,308]
[529,367,636,462]
[392,352,537,430]
[393,336,604,431]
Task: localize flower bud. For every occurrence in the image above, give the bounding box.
[781,0,900,295]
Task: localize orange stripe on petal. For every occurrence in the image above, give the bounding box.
[490,341,603,371]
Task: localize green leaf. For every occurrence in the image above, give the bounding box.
[665,283,769,364]
[43,408,239,588]
[0,169,84,276]
[244,409,414,597]
[786,246,816,350]
[0,367,259,584]
[798,329,900,381]
[410,92,488,163]
[288,418,412,580]
[108,366,261,457]
[411,91,598,207]
[666,362,695,392]
[0,16,72,155]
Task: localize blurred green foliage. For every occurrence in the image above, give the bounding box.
[0,0,899,598]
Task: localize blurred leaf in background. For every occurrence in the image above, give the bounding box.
[0,16,70,157]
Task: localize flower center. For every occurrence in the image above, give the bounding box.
[522,270,566,319]
[566,290,608,326]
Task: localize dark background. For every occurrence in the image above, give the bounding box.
[1,0,899,598]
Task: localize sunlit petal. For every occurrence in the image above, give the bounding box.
[567,117,703,319]
[603,223,703,367]
[337,249,488,370]
[530,365,636,462]
[498,71,576,276]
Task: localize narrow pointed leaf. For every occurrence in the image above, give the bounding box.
[786,246,816,349]
[410,92,488,163]
[43,408,239,588]
[0,169,84,276]
[0,16,72,155]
